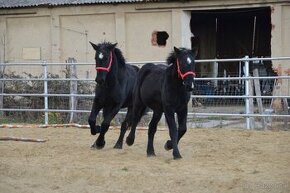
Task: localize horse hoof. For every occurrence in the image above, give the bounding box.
[173,152,182,160]
[164,140,173,151]
[96,141,106,149]
[173,155,182,160]
[91,141,106,149]
[147,152,156,157]
[90,125,101,135]
[113,143,123,149]
[126,136,134,146]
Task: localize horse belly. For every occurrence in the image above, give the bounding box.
[140,77,162,111]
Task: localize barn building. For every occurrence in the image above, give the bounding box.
[0,0,289,94]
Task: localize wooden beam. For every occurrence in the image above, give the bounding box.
[253,68,266,129]
[0,136,47,143]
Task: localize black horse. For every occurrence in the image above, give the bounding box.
[126,47,197,159]
[88,41,138,149]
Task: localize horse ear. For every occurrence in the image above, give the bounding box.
[174,46,180,55]
[109,43,118,50]
[192,47,198,58]
[89,41,98,51]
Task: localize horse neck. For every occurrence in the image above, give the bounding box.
[107,53,121,83]
[163,64,182,94]
[166,62,181,85]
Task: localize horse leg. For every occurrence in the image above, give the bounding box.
[88,99,102,135]
[165,109,187,151]
[147,111,162,157]
[113,106,133,149]
[126,103,147,146]
[91,105,120,149]
[164,110,182,159]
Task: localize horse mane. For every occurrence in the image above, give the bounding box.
[114,47,126,67]
[97,41,126,67]
[166,51,177,65]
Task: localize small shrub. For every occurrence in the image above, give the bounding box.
[1,69,94,124]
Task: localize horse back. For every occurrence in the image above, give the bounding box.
[137,63,166,89]
[135,63,167,110]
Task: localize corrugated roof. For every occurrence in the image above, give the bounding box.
[0,0,157,8]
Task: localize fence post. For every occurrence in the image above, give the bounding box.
[213,59,218,87]
[244,56,251,129]
[66,58,78,123]
[0,63,4,116]
[42,61,48,125]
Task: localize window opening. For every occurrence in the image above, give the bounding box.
[151,31,169,47]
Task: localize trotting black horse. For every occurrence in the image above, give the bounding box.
[88,41,139,149]
[125,47,197,159]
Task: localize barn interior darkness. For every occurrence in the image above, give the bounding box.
[190,7,273,77]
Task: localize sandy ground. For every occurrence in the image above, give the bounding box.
[0,127,290,193]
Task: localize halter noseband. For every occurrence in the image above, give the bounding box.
[95,51,113,72]
[176,59,196,80]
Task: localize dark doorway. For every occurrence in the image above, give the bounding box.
[190,7,273,77]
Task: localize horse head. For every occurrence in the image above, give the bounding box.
[90,41,117,85]
[173,47,198,91]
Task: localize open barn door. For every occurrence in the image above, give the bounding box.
[191,7,273,77]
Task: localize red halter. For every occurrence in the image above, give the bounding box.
[176,59,196,80]
[95,51,113,72]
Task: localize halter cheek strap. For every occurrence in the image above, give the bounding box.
[95,51,113,72]
[176,59,196,80]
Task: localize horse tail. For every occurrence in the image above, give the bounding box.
[133,63,153,103]
[130,63,153,123]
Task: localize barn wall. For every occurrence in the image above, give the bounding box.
[125,11,172,61]
[271,4,290,95]
[0,5,188,65]
[0,1,289,77]
[283,6,290,57]
[1,16,51,74]
[60,13,116,62]
[6,16,51,62]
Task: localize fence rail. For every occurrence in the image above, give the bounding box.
[1,56,290,130]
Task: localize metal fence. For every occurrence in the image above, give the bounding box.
[0,56,289,130]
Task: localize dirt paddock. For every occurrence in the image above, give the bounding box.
[0,127,290,193]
